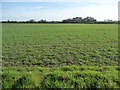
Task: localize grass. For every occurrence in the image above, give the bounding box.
[2,24,118,67]
[2,66,120,88]
[2,23,119,88]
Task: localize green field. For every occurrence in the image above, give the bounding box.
[2,24,119,88]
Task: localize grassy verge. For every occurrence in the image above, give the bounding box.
[2,66,120,88]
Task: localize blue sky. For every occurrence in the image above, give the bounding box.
[2,0,119,21]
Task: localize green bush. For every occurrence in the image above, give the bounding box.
[12,75,36,88]
[2,66,120,88]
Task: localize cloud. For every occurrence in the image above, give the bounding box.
[20,6,44,12]
[43,4,117,21]
[34,6,44,9]
[2,1,118,21]
[10,3,117,21]
[1,0,119,3]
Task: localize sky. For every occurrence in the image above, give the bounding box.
[1,0,119,21]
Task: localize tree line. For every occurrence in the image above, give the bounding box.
[1,16,118,24]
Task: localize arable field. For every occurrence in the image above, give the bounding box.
[2,24,119,88]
